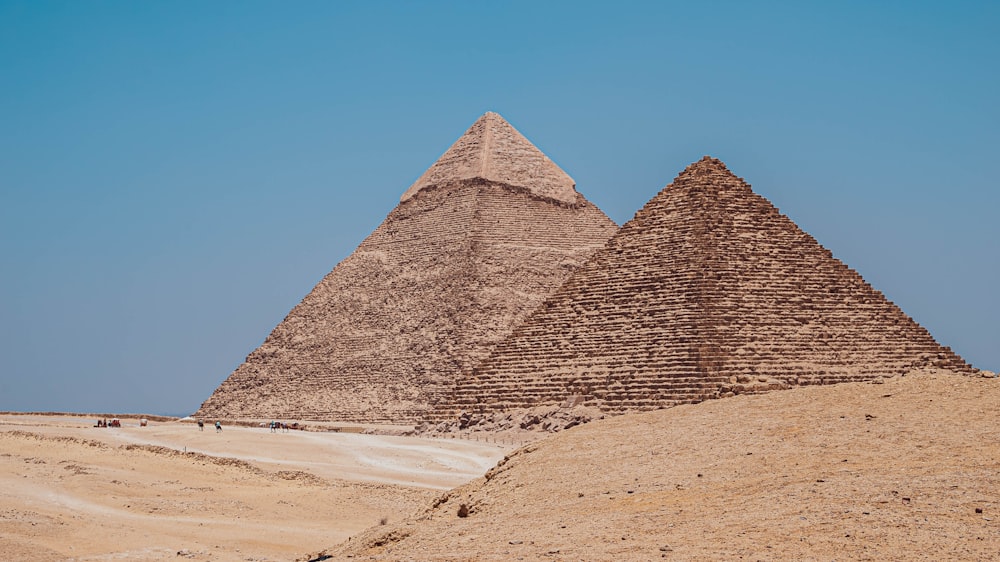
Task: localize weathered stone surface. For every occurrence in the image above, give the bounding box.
[450,157,975,416]
[195,113,617,423]
[400,112,577,205]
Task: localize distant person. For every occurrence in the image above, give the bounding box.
[215,421,222,433]
[197,420,204,431]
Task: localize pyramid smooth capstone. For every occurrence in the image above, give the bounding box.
[401,112,577,204]
[195,113,617,424]
[451,157,976,416]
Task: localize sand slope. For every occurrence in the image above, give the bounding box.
[328,371,999,561]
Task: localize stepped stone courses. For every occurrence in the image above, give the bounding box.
[451,157,975,416]
[196,113,618,423]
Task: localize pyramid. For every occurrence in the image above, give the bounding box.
[195,112,618,423]
[452,157,975,415]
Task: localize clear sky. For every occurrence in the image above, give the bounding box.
[1,1,997,416]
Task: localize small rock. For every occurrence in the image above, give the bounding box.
[457,504,469,518]
[509,540,523,545]
[976,507,983,514]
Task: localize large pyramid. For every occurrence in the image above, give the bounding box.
[453,157,975,415]
[196,112,618,423]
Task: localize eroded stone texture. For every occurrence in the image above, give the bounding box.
[195,114,617,423]
[400,112,577,205]
[451,157,975,416]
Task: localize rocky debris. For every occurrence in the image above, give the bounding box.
[419,405,605,436]
[720,374,790,396]
[275,470,326,486]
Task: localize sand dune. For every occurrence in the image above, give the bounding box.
[325,371,999,561]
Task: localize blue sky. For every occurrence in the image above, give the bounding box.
[1,1,996,416]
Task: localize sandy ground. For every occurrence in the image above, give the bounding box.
[0,415,509,561]
[4,371,998,562]
[327,371,1000,561]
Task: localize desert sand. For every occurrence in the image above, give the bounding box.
[0,415,509,561]
[326,370,998,561]
[3,371,997,561]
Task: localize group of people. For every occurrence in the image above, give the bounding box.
[94,418,147,427]
[196,420,223,432]
[191,419,298,433]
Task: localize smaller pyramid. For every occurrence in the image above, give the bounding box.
[401,112,577,204]
[452,157,975,415]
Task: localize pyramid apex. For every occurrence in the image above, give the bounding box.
[666,156,748,190]
[401,112,577,204]
[683,155,731,174]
